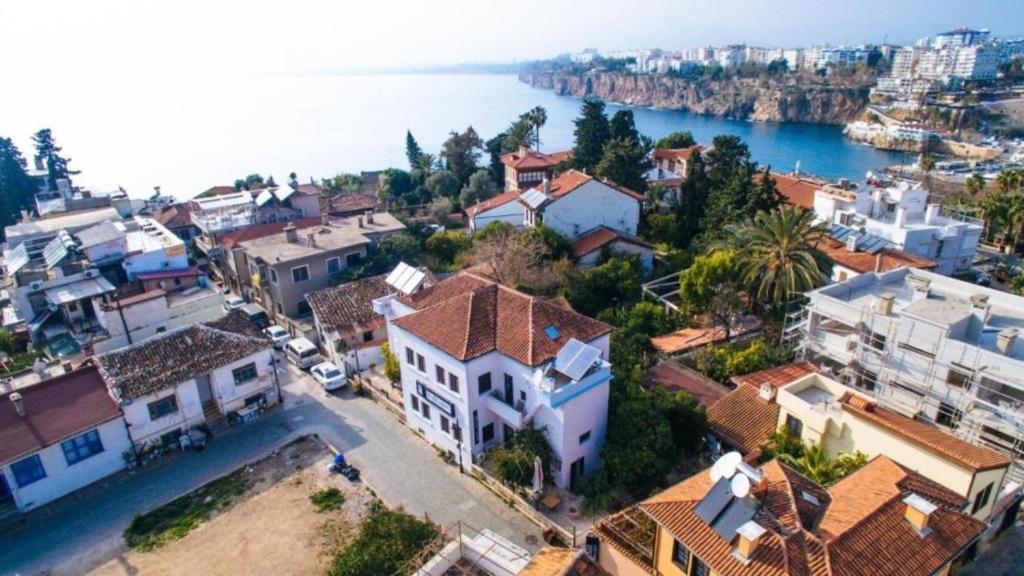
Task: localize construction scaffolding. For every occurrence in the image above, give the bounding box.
[403,521,536,576]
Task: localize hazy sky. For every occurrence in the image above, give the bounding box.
[2,1,1022,79]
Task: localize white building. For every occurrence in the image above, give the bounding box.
[0,365,132,515]
[91,284,225,354]
[465,190,526,233]
[75,216,190,282]
[793,268,1024,482]
[375,270,613,490]
[95,321,276,451]
[810,180,983,275]
[519,170,643,241]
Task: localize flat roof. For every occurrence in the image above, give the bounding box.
[240,213,404,263]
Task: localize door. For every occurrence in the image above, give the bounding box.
[196,374,214,404]
[504,377,514,405]
[570,456,585,491]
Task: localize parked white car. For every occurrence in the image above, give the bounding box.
[223,295,245,312]
[311,362,347,391]
[264,325,290,349]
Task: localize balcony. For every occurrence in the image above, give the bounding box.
[484,390,524,428]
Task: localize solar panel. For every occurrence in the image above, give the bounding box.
[386,262,412,286]
[385,262,426,295]
[520,188,547,210]
[694,477,734,525]
[43,231,76,269]
[711,497,760,541]
[553,338,601,381]
[273,186,295,203]
[5,243,30,275]
[255,189,274,207]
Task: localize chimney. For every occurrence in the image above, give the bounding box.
[874,252,883,273]
[542,178,551,196]
[903,493,937,536]
[758,382,776,402]
[10,392,25,418]
[733,521,767,563]
[877,293,895,316]
[365,211,374,224]
[357,216,364,228]
[909,276,931,301]
[283,223,298,243]
[970,293,990,309]
[997,328,1018,356]
[306,233,316,248]
[895,206,907,227]
[845,233,859,252]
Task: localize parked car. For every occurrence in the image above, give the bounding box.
[264,325,290,349]
[311,361,347,391]
[975,270,992,287]
[240,303,269,328]
[285,337,321,370]
[224,295,245,312]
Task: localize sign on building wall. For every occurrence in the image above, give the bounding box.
[416,382,454,416]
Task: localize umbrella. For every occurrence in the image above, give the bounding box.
[532,456,544,493]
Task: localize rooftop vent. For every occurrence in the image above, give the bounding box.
[877,293,895,316]
[283,224,298,243]
[9,391,25,417]
[733,520,767,563]
[758,382,776,402]
[996,328,1018,356]
[903,493,937,537]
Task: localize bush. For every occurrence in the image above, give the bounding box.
[488,427,553,487]
[425,230,471,263]
[310,487,345,512]
[330,504,438,576]
[381,342,401,385]
[691,338,792,384]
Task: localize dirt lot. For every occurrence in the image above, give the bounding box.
[88,436,370,576]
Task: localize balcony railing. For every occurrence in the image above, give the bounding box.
[484,390,524,428]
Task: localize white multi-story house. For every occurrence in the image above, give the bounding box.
[810,180,983,275]
[374,270,613,490]
[519,170,643,241]
[792,267,1024,482]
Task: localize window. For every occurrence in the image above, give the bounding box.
[326,257,342,275]
[67,300,79,312]
[693,557,710,576]
[406,347,415,365]
[291,265,310,283]
[411,396,420,412]
[362,331,374,342]
[449,373,460,394]
[482,423,494,443]
[947,368,972,390]
[579,431,591,444]
[671,540,690,570]
[478,373,492,394]
[297,300,311,316]
[147,395,179,420]
[937,402,963,429]
[436,365,446,384]
[62,429,105,465]
[416,354,425,372]
[785,414,803,437]
[11,454,46,488]
[421,402,431,419]
[232,363,258,385]
[972,482,993,514]
[857,370,878,392]
[473,410,480,444]
[275,302,283,314]
[346,252,362,266]
[270,268,278,284]
[867,332,886,350]
[440,415,450,434]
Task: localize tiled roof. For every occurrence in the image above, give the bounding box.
[820,238,936,274]
[216,217,323,249]
[195,185,239,199]
[645,361,729,407]
[95,324,270,401]
[205,309,271,340]
[571,226,653,258]
[653,145,704,162]
[465,189,523,217]
[762,173,825,211]
[533,170,645,202]
[0,365,123,466]
[640,456,984,576]
[326,193,378,215]
[650,317,762,355]
[731,361,818,389]
[154,203,194,229]
[294,183,321,196]
[840,397,1011,472]
[392,273,610,366]
[306,274,390,334]
[500,148,572,170]
[706,385,780,454]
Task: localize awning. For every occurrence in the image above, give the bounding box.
[45,276,116,306]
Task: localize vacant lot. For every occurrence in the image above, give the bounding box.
[89,436,370,576]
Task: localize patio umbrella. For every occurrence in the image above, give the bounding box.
[532,456,544,493]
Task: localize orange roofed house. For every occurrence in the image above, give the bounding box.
[645,145,704,204]
[500,146,573,192]
[520,170,644,242]
[594,453,987,576]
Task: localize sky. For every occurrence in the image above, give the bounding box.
[2,0,1022,80]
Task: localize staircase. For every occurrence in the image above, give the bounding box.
[202,399,228,435]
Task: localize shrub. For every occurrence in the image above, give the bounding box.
[310,487,345,512]
[330,505,438,576]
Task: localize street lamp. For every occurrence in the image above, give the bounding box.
[453,421,465,474]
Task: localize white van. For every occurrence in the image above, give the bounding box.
[284,337,321,370]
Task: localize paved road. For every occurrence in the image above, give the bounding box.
[0,360,542,575]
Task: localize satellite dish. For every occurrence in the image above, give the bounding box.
[731,474,751,498]
[718,452,742,480]
[709,461,723,482]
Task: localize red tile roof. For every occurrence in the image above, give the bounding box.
[500,148,572,170]
[540,170,645,202]
[762,173,826,211]
[820,238,936,274]
[571,226,653,258]
[0,365,122,466]
[306,274,390,334]
[216,217,323,249]
[392,273,610,366]
[195,185,239,199]
[294,183,321,196]
[653,145,704,162]
[646,361,729,407]
[650,317,761,355]
[706,385,780,454]
[731,361,819,389]
[465,189,523,217]
[154,203,193,229]
[326,193,378,216]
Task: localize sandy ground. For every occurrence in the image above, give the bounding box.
[88,436,369,576]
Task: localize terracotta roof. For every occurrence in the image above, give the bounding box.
[465,189,523,217]
[653,145,704,162]
[216,217,323,249]
[762,173,825,211]
[820,238,936,274]
[641,456,984,576]
[0,365,123,466]
[532,170,645,202]
[650,317,762,355]
[95,324,270,401]
[306,274,390,334]
[326,193,378,216]
[392,272,610,366]
[572,226,653,259]
[500,148,572,170]
[205,309,271,340]
[646,361,729,407]
[195,185,239,199]
[294,183,321,196]
[840,397,1011,472]
[707,385,780,454]
[731,361,819,389]
[154,203,193,229]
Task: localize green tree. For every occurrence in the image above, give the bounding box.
[441,126,484,186]
[608,110,641,144]
[655,131,697,150]
[32,128,78,191]
[330,504,438,576]
[678,250,743,336]
[522,225,574,262]
[488,427,554,487]
[503,117,538,152]
[381,342,401,385]
[320,173,363,197]
[0,137,37,230]
[485,131,508,184]
[595,137,649,192]
[567,256,644,317]
[777,443,869,486]
[673,151,708,248]
[428,197,455,227]
[405,130,424,170]
[919,153,936,174]
[966,172,986,197]
[378,168,416,207]
[600,372,678,493]
[425,170,460,200]
[425,229,471,263]
[459,169,497,207]
[572,98,610,172]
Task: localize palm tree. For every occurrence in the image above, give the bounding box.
[1006,192,1024,253]
[778,443,839,485]
[716,207,832,309]
[966,172,986,197]
[996,169,1023,196]
[981,192,1011,245]
[527,106,547,150]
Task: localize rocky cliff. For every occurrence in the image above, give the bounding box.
[520,72,870,125]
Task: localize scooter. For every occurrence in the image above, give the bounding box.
[329,453,361,482]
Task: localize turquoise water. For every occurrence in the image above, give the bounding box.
[0,74,902,198]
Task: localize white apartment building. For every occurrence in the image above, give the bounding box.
[793,268,1024,482]
[519,170,643,241]
[375,270,613,490]
[810,180,983,275]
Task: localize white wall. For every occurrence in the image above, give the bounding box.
[470,202,527,232]
[578,241,653,270]
[209,348,277,413]
[533,380,609,488]
[122,384,205,447]
[2,417,132,512]
[541,181,640,240]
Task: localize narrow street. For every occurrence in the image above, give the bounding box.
[0,357,543,576]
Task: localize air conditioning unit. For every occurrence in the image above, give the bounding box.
[84,269,99,279]
[30,281,43,291]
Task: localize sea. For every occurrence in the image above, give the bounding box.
[0,73,905,200]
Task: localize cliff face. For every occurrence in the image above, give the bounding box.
[520,72,869,125]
